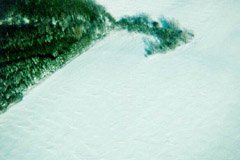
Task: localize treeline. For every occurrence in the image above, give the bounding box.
[0,35,94,110]
[0,1,193,112]
[0,0,114,111]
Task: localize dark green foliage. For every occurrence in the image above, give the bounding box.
[116,14,152,34]
[0,0,114,63]
[0,34,99,112]
[0,0,113,111]
[116,15,194,56]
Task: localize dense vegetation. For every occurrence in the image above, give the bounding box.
[0,0,114,111]
[0,0,193,112]
[0,0,115,63]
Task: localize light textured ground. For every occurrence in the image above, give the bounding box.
[0,0,240,159]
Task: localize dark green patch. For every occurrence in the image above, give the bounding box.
[0,0,113,111]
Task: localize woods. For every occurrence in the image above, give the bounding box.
[0,0,193,111]
[0,0,113,111]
